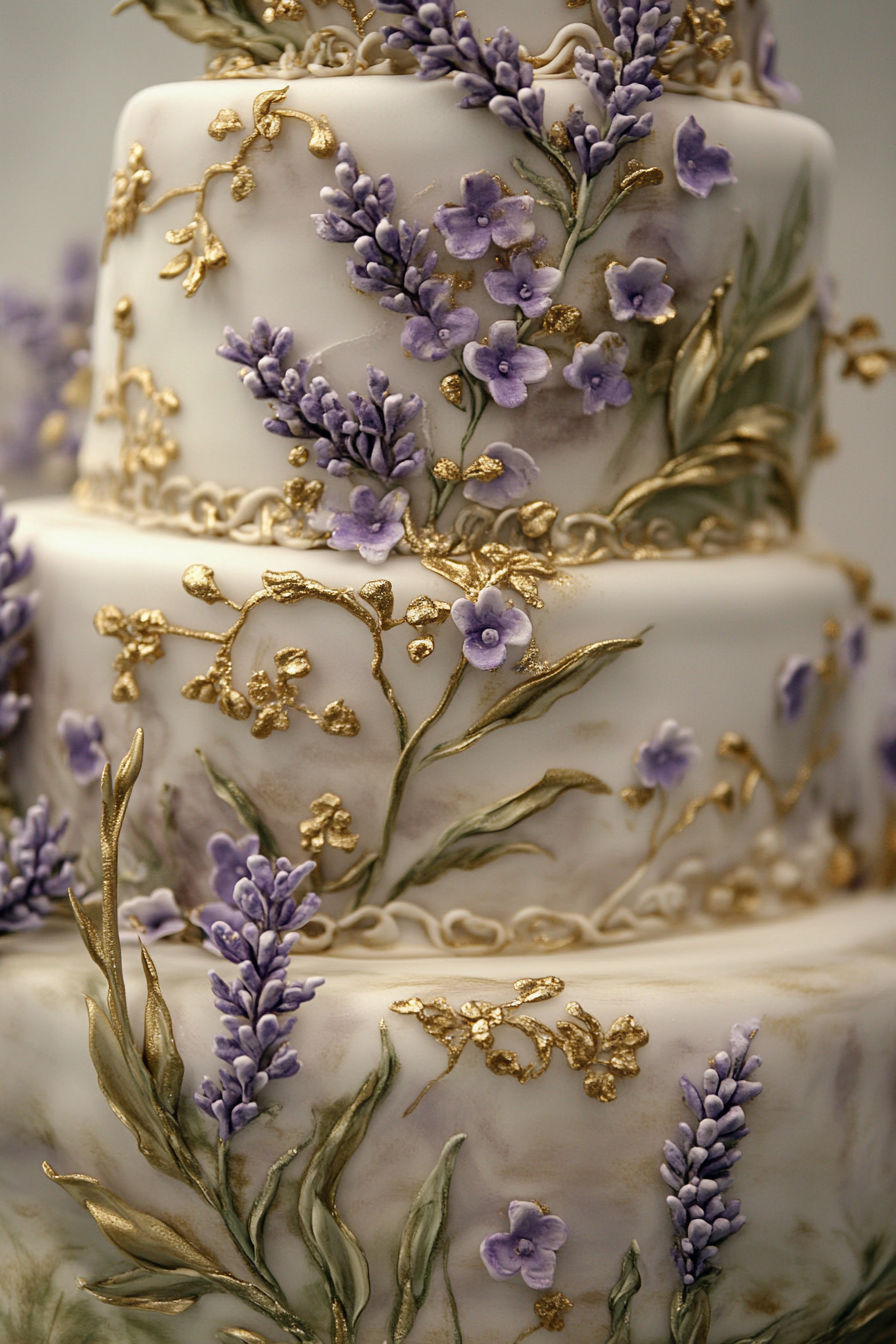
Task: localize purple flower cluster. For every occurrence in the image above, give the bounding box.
[661,1020,762,1286]
[194,852,324,1141]
[379,0,545,137]
[0,497,35,745]
[218,321,425,483]
[567,1,678,179]
[0,243,94,473]
[0,797,82,934]
[313,145,479,362]
[480,1201,569,1290]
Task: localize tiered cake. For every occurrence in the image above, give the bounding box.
[3,2,896,1342]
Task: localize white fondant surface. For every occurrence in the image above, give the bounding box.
[1,895,895,1343]
[81,80,832,529]
[12,499,865,949]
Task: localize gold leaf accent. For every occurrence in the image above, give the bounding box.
[547,121,571,150]
[300,792,359,855]
[432,457,462,482]
[182,564,226,605]
[392,979,648,1114]
[132,91,336,296]
[404,595,451,628]
[407,635,435,663]
[518,500,558,539]
[620,785,655,810]
[463,454,504,483]
[542,305,582,336]
[359,578,397,626]
[208,109,243,140]
[534,1291,573,1331]
[439,373,464,407]
[96,297,181,487]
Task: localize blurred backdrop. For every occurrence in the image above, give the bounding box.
[1,0,894,671]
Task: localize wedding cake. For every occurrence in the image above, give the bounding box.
[2,2,896,1341]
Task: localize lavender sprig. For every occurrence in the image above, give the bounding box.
[661,1020,762,1287]
[379,1,545,137]
[194,853,324,1141]
[218,320,426,482]
[0,495,35,744]
[568,1,678,179]
[312,144,479,362]
[0,797,82,934]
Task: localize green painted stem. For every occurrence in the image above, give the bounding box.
[215,1142,287,1305]
[517,173,595,345]
[355,655,469,904]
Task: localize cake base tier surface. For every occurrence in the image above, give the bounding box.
[2,896,896,1344]
[12,499,869,951]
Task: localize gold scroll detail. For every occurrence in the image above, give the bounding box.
[102,89,336,294]
[391,977,648,1114]
[262,0,376,39]
[95,297,181,486]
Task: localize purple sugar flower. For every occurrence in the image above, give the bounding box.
[194,853,323,1141]
[758,23,800,106]
[841,621,867,674]
[635,720,700,791]
[661,1020,762,1286]
[674,116,737,200]
[434,172,534,261]
[312,367,425,480]
[777,656,815,723]
[562,333,632,415]
[605,258,675,325]
[191,900,251,954]
[480,1201,568,1290]
[401,282,481,362]
[118,888,186,945]
[217,317,294,386]
[57,709,107,785]
[208,831,260,905]
[462,442,540,508]
[464,322,551,410]
[878,717,896,796]
[0,796,83,935]
[484,253,561,320]
[327,485,408,564]
[451,585,532,671]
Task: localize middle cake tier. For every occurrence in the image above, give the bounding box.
[14,500,869,954]
[81,75,833,553]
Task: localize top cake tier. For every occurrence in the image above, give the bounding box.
[81,0,829,561]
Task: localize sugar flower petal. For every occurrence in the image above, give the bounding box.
[451,585,533,670]
[635,719,700,790]
[605,257,676,324]
[462,442,540,507]
[327,485,409,565]
[563,332,632,415]
[480,1200,568,1290]
[674,116,737,200]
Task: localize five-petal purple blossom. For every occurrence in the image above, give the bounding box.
[563,332,632,415]
[327,485,408,565]
[480,1200,568,1290]
[118,888,187,945]
[434,171,534,260]
[635,720,700,791]
[57,709,107,785]
[451,585,532,670]
[674,116,737,200]
[484,252,561,320]
[462,442,539,508]
[605,258,675,325]
[464,322,551,409]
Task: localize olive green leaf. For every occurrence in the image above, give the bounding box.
[217,1331,285,1343]
[116,0,290,62]
[420,636,643,767]
[720,1326,786,1344]
[670,1279,715,1344]
[386,770,610,901]
[81,1265,216,1315]
[248,1134,315,1266]
[297,1025,398,1336]
[388,1134,467,1344]
[511,157,574,228]
[196,747,280,860]
[389,841,549,898]
[43,1167,221,1274]
[668,275,733,453]
[741,274,817,352]
[141,944,185,1117]
[607,1241,642,1344]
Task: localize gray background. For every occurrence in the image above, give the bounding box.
[1,1,894,622]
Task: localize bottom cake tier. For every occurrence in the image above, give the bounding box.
[10,499,879,954]
[2,896,896,1344]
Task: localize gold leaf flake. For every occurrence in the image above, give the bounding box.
[517,500,558,539]
[182,564,226,605]
[439,373,464,407]
[542,305,582,336]
[208,109,243,140]
[432,457,462,482]
[407,636,435,663]
[300,792,359,855]
[404,595,451,628]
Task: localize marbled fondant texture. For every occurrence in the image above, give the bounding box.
[1,900,895,1344]
[13,499,868,950]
